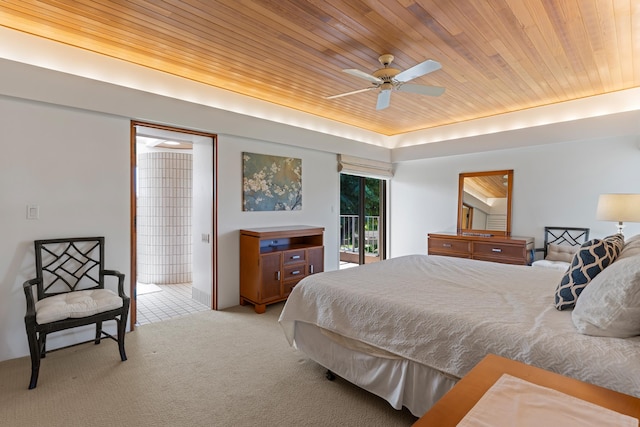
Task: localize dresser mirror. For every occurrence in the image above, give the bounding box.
[457,170,513,236]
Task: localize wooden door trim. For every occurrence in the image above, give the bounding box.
[129,121,218,330]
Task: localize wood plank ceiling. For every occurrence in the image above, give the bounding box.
[0,0,638,136]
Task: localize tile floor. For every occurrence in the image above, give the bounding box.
[136,282,209,325]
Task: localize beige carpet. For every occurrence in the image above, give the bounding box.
[0,302,418,427]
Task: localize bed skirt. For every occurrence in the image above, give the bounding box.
[293,321,458,417]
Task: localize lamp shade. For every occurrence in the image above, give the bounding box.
[596,194,640,222]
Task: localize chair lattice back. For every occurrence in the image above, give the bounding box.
[543,227,590,257]
[35,237,105,299]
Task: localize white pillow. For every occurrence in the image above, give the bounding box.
[572,255,640,337]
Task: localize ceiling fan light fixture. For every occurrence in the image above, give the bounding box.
[380,82,393,91]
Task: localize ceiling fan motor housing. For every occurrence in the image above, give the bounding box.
[373,68,400,82]
[374,54,400,82]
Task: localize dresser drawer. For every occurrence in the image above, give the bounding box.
[283,249,306,265]
[429,238,470,255]
[472,242,524,259]
[283,264,306,281]
[428,232,534,266]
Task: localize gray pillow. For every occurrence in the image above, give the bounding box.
[572,254,640,337]
[618,234,640,261]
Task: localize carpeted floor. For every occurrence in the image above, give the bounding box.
[0,302,418,427]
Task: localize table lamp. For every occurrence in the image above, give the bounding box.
[596,193,640,235]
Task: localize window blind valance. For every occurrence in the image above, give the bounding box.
[337,154,393,179]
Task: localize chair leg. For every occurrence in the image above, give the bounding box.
[117,315,127,362]
[25,328,41,389]
[95,320,103,344]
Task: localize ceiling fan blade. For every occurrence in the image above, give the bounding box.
[343,68,383,83]
[376,90,391,110]
[325,87,376,99]
[395,59,442,83]
[397,84,445,96]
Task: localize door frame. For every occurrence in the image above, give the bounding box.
[340,174,387,265]
[129,121,218,330]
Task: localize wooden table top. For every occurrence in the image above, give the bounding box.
[413,354,640,426]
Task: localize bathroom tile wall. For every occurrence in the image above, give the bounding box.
[137,152,193,284]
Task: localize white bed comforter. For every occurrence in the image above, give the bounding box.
[279,255,640,397]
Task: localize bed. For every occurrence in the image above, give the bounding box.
[278,238,640,417]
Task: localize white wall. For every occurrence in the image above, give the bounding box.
[216,134,339,309]
[0,58,351,362]
[390,135,640,257]
[0,94,340,362]
[191,136,214,307]
[0,97,130,361]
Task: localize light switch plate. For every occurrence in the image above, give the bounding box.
[26,204,39,220]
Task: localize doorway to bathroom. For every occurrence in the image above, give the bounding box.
[130,121,217,328]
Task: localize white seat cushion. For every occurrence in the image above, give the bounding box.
[545,243,579,262]
[531,259,570,271]
[35,289,123,324]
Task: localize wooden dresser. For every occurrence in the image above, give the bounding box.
[240,225,324,313]
[428,232,534,265]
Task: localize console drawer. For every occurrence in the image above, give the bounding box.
[283,264,306,281]
[283,249,306,265]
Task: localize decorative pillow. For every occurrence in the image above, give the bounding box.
[545,244,579,262]
[618,234,640,261]
[572,255,640,337]
[554,235,624,310]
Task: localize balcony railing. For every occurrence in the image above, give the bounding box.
[340,214,379,256]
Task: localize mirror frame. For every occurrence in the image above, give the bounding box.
[457,169,513,236]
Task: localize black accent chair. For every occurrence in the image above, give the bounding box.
[536,227,591,258]
[532,227,591,268]
[23,237,130,389]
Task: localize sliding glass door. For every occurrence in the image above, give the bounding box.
[339,174,386,267]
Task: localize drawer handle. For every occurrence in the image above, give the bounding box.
[310,265,314,274]
[491,248,502,253]
[291,255,301,260]
[276,271,281,280]
[291,270,301,275]
[442,243,452,248]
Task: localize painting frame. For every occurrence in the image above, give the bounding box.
[242,152,302,211]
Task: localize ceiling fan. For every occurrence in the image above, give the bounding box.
[326,54,445,110]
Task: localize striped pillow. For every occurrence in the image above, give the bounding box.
[554,234,624,310]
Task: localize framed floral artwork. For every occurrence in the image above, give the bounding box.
[242,152,302,211]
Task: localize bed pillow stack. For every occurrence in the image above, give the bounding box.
[554,234,624,311]
[572,234,640,337]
